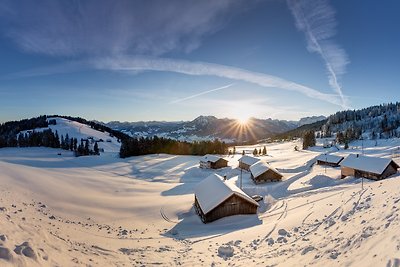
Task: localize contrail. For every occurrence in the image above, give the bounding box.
[92,56,345,107]
[287,0,350,108]
[3,55,345,107]
[169,83,234,104]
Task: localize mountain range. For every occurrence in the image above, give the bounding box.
[104,115,326,143]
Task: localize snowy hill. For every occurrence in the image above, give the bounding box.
[322,102,400,139]
[20,117,121,153]
[1,136,400,266]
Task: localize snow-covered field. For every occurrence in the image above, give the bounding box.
[1,131,400,266]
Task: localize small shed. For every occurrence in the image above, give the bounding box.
[238,155,260,171]
[316,154,344,167]
[199,154,228,169]
[194,174,259,223]
[340,154,399,180]
[250,161,283,184]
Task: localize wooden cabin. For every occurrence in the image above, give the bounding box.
[238,155,260,171]
[316,154,344,167]
[199,154,228,169]
[194,173,258,223]
[340,154,399,180]
[250,161,283,184]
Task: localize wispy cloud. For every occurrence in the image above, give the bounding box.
[287,0,350,108]
[0,0,243,56]
[169,84,234,104]
[92,56,345,107]
[2,55,346,107]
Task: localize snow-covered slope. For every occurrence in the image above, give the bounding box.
[20,117,121,153]
[1,138,400,266]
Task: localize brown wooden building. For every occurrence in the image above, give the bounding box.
[238,155,260,171]
[316,154,344,167]
[199,154,228,169]
[340,154,399,180]
[250,161,283,184]
[194,173,258,223]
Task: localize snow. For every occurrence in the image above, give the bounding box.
[316,154,344,164]
[1,135,400,266]
[250,160,281,178]
[340,154,398,175]
[19,117,121,153]
[200,154,225,163]
[238,155,260,166]
[195,173,258,214]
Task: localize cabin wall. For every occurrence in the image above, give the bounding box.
[354,170,379,180]
[211,159,228,169]
[341,166,355,178]
[202,194,257,223]
[194,196,207,222]
[317,160,339,167]
[239,162,251,171]
[252,170,282,184]
[381,164,397,179]
[199,161,210,169]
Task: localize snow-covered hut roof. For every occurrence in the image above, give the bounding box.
[200,154,226,163]
[194,173,258,214]
[238,155,260,166]
[250,161,282,179]
[340,154,399,175]
[316,154,344,164]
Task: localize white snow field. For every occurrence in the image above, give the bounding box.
[20,117,121,153]
[1,122,400,266]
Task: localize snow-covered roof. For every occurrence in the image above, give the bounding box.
[316,154,344,164]
[250,161,282,179]
[200,154,226,163]
[340,154,399,175]
[238,155,260,166]
[194,173,258,214]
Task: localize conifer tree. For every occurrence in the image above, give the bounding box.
[262,146,267,155]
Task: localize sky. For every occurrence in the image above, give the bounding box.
[0,0,399,123]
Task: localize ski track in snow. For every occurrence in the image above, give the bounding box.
[1,121,400,266]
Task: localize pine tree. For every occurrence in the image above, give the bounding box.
[262,146,267,155]
[303,130,316,150]
[344,140,349,149]
[94,142,99,155]
[253,148,258,156]
[242,150,245,156]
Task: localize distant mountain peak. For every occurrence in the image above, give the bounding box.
[298,116,326,126]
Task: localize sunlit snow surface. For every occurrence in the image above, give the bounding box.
[1,121,400,266]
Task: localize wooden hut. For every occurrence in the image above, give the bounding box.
[199,154,228,169]
[316,154,344,167]
[340,154,399,180]
[250,161,283,184]
[238,155,260,171]
[194,173,258,223]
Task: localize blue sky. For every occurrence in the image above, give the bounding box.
[0,0,399,123]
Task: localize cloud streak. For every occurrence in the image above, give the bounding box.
[287,0,350,108]
[2,55,345,107]
[169,84,234,104]
[0,0,243,56]
[91,56,345,106]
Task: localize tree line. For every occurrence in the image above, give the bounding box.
[120,136,228,158]
[17,130,100,156]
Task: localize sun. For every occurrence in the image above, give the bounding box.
[236,115,250,125]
